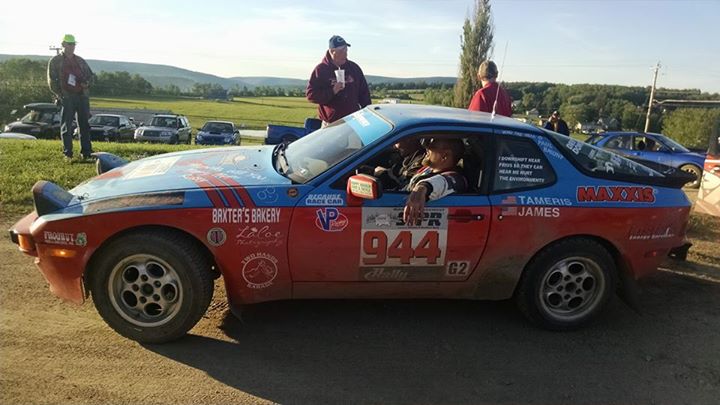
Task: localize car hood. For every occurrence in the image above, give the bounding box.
[199,130,233,136]
[138,126,176,131]
[70,146,290,204]
[90,125,117,130]
[7,121,44,129]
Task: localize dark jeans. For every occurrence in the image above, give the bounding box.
[60,93,92,157]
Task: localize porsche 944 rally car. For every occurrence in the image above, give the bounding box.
[9,104,694,343]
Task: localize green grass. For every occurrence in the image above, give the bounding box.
[92,96,319,130]
[0,139,258,216]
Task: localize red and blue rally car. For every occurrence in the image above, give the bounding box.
[9,104,693,343]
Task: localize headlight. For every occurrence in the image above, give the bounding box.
[135,129,144,136]
[4,125,10,131]
[196,134,204,141]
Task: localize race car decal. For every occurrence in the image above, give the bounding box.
[206,228,227,246]
[235,225,283,247]
[627,223,677,241]
[501,195,573,206]
[500,206,561,218]
[577,186,655,203]
[212,208,282,224]
[445,261,470,277]
[43,231,87,246]
[241,252,278,289]
[125,156,180,179]
[305,193,344,206]
[359,207,448,280]
[315,208,349,232]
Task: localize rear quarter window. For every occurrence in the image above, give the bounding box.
[545,130,662,178]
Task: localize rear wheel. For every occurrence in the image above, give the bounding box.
[88,230,214,343]
[515,238,616,330]
[169,135,178,144]
[680,164,702,188]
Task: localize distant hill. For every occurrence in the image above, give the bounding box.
[0,54,456,90]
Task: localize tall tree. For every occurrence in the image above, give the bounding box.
[453,0,494,108]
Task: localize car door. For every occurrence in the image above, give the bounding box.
[118,116,131,141]
[288,130,492,285]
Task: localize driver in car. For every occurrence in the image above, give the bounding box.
[403,138,467,225]
[374,137,425,190]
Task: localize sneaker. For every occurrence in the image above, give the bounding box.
[64,154,73,162]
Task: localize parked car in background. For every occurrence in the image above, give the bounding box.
[0,132,38,140]
[3,103,62,139]
[587,131,706,188]
[195,121,239,145]
[76,114,136,142]
[134,115,192,144]
[265,117,321,145]
[10,104,693,343]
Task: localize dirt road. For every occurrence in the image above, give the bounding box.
[1,215,719,404]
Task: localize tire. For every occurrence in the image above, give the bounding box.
[680,164,702,189]
[169,135,178,145]
[186,133,192,145]
[88,230,214,343]
[515,238,616,331]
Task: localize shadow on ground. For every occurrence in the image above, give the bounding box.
[146,270,720,404]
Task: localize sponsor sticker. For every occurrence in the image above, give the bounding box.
[236,225,283,247]
[212,208,281,224]
[577,186,656,203]
[206,227,227,246]
[43,231,87,246]
[315,208,349,232]
[125,156,180,179]
[241,252,278,289]
[501,206,561,218]
[305,193,344,206]
[628,224,676,241]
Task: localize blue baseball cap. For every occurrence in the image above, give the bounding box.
[329,35,351,49]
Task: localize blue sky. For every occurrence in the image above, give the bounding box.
[1,0,718,92]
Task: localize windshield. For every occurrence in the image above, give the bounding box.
[150,117,178,128]
[656,135,690,153]
[89,115,119,126]
[202,122,233,132]
[280,111,393,183]
[21,111,56,125]
[586,134,605,145]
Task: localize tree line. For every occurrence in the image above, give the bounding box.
[1,57,718,149]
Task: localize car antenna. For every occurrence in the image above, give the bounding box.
[491,41,509,120]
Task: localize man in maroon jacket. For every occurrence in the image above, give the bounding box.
[306,35,371,125]
[467,60,512,117]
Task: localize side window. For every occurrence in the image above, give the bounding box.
[493,137,555,192]
[182,118,189,128]
[605,135,631,150]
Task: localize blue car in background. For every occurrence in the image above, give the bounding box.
[587,132,706,188]
[195,121,239,145]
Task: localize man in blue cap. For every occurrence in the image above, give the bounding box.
[306,35,371,125]
[47,34,94,160]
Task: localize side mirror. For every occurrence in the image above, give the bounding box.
[347,174,382,206]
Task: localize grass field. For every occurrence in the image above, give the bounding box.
[92,96,318,130]
[0,139,263,216]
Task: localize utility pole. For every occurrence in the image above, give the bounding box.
[644,61,661,132]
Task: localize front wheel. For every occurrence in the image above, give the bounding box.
[88,230,214,343]
[680,164,702,189]
[515,238,616,331]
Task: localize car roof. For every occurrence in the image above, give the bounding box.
[368,104,543,134]
[93,114,125,118]
[602,131,665,137]
[153,114,182,118]
[204,121,234,125]
[24,103,59,111]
